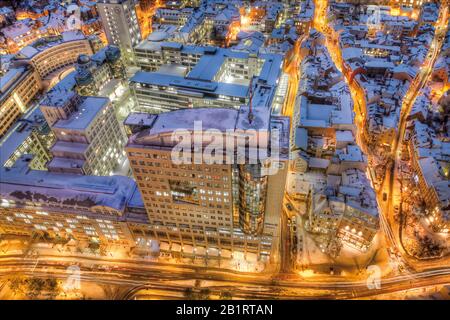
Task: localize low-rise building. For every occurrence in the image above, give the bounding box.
[1,19,44,54]
[132,41,286,113]
[408,120,449,233]
[289,30,379,255]
[295,0,314,35]
[13,31,93,80]
[307,169,379,253]
[0,156,149,250]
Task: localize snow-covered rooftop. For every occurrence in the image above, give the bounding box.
[53,96,110,131]
[0,156,138,214]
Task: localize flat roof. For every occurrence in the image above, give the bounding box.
[0,107,46,166]
[187,54,225,81]
[127,106,290,160]
[0,67,27,94]
[47,157,85,170]
[124,113,158,128]
[51,141,89,155]
[131,71,249,98]
[53,96,110,131]
[1,157,137,213]
[133,107,239,144]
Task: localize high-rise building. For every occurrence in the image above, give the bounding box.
[97,0,142,63]
[125,106,290,264]
[40,89,127,176]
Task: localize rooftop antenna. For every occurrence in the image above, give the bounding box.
[248,76,255,124]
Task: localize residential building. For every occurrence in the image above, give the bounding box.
[288,30,379,255]
[408,120,449,233]
[1,19,44,54]
[306,169,379,253]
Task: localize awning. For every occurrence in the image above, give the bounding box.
[182,245,194,254]
[194,246,206,255]
[207,247,219,256]
[246,252,258,262]
[160,242,170,251]
[221,249,232,258]
[171,243,182,252]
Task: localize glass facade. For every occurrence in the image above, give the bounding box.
[238,164,268,236]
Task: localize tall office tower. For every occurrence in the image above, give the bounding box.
[40,89,127,176]
[97,0,142,63]
[125,106,290,264]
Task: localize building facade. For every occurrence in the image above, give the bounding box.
[74,45,126,96]
[97,0,142,63]
[0,156,147,250]
[1,108,54,171]
[0,66,41,138]
[13,31,93,80]
[125,107,290,263]
[131,41,286,113]
[408,121,449,234]
[40,90,127,176]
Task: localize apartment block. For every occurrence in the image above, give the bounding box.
[13,31,93,80]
